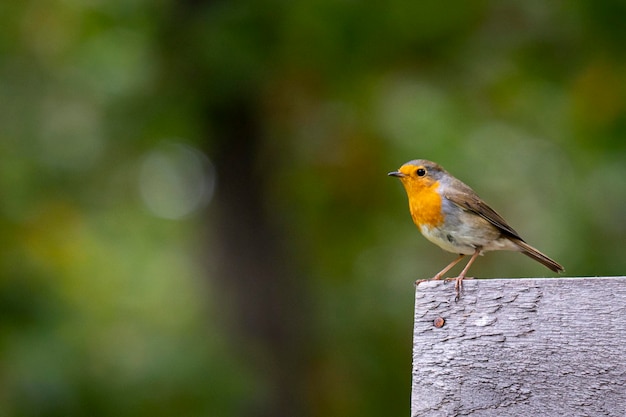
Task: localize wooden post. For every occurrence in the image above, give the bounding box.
[411,277,626,417]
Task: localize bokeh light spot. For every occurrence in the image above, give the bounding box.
[138,142,215,220]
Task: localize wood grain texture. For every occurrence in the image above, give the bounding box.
[411,277,626,417]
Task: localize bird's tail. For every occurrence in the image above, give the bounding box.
[512,239,564,273]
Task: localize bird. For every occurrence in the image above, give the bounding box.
[388,159,563,300]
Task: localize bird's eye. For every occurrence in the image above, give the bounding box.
[416,168,426,177]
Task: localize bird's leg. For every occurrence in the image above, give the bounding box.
[415,254,465,286]
[449,248,481,301]
[433,254,466,280]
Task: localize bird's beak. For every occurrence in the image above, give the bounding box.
[387,171,406,178]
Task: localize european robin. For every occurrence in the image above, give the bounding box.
[388,159,563,300]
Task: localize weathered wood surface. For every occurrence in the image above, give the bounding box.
[411,277,626,417]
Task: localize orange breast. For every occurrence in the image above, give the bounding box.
[406,180,445,228]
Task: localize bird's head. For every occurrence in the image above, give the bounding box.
[387,159,443,190]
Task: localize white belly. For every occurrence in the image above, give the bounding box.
[419,223,519,255]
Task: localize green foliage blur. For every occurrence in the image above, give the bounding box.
[1,0,625,416]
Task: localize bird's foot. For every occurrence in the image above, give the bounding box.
[443,276,474,301]
[416,276,474,301]
[415,273,448,286]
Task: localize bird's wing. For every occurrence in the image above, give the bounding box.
[444,191,524,241]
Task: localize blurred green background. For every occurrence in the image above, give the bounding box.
[1,0,625,416]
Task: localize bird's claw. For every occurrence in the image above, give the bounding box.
[416,276,474,302]
[415,274,446,286]
[442,276,474,301]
